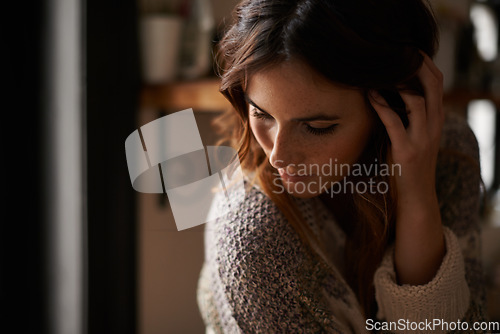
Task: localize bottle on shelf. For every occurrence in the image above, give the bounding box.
[178,0,215,80]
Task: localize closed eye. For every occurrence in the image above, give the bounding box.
[305,124,338,135]
[251,109,338,136]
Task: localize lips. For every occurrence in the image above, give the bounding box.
[278,168,314,182]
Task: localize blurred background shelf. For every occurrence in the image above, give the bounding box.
[141,79,500,112]
[444,89,500,110]
[140,77,231,112]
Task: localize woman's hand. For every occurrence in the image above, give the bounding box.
[369,52,446,285]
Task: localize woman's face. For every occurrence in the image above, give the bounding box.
[246,60,376,198]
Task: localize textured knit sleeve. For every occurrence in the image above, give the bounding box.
[373,112,488,333]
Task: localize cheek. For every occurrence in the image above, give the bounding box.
[249,119,273,149]
[320,137,354,163]
[345,123,375,161]
[322,124,374,164]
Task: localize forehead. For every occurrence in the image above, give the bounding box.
[245,60,365,113]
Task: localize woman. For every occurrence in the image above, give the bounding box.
[197,0,487,332]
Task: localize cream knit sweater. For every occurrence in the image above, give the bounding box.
[197,113,487,333]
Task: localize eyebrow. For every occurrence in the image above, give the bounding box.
[244,94,340,122]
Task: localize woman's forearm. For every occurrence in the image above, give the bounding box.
[393,192,445,285]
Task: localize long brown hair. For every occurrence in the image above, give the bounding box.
[212,0,439,318]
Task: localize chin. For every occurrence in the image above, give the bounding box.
[279,180,327,199]
[287,191,320,199]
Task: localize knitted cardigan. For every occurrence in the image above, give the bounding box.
[197,112,488,333]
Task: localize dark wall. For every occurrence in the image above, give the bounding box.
[86,0,140,333]
[2,0,46,332]
[3,0,140,332]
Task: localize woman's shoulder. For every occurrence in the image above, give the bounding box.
[439,111,479,161]
[206,171,324,279]
[207,172,290,238]
[436,112,482,236]
[203,173,358,333]
[207,170,334,243]
[436,112,481,198]
[207,170,280,217]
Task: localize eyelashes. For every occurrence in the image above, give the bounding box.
[305,124,337,136]
[250,110,338,136]
[250,110,272,121]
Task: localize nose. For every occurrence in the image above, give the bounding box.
[268,126,300,171]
